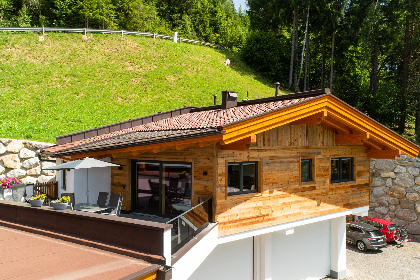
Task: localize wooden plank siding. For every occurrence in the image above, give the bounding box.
[215,124,370,236]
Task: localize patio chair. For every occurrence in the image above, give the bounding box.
[102,197,123,216]
[7,184,26,202]
[97,192,108,207]
[61,193,75,206]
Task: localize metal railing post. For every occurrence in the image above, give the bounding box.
[42,27,44,36]
[173,32,178,43]
[84,28,86,36]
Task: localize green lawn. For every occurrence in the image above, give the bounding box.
[0,33,286,143]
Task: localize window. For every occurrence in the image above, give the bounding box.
[331,157,353,183]
[228,162,257,195]
[301,159,313,182]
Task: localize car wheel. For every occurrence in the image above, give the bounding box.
[356,241,367,252]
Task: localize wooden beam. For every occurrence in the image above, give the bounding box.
[363,138,384,150]
[335,133,368,145]
[291,111,327,125]
[70,134,223,159]
[319,117,352,134]
[367,149,401,159]
[196,141,215,148]
[176,143,195,150]
[152,147,170,153]
[221,136,254,151]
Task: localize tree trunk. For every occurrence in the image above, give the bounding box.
[298,6,310,92]
[369,42,379,96]
[330,21,335,91]
[398,11,411,134]
[321,35,325,89]
[289,7,298,89]
[304,27,310,91]
[416,65,420,143]
[293,11,299,92]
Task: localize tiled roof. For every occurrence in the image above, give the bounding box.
[47,128,220,155]
[43,93,322,156]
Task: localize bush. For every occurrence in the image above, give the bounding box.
[241,31,290,85]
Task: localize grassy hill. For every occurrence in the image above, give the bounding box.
[0,33,286,143]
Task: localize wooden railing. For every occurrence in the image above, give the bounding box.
[33,181,59,203]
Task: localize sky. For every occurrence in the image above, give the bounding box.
[232,0,248,11]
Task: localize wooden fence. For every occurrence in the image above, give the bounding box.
[33,181,59,204]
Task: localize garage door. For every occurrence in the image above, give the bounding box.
[272,220,330,280]
[188,237,253,280]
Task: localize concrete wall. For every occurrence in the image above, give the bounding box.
[370,155,420,241]
[0,138,56,185]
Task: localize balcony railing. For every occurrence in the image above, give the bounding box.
[166,197,213,253]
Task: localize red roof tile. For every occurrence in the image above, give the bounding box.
[44,95,316,155]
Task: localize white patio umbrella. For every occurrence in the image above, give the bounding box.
[44,157,120,204]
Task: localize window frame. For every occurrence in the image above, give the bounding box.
[331,157,354,183]
[227,161,258,196]
[300,158,313,183]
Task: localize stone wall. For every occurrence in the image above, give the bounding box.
[370,155,420,241]
[0,138,56,184]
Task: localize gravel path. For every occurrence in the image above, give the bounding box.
[323,241,420,280]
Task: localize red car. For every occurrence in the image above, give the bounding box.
[356,218,398,242]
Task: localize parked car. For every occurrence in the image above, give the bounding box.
[346,222,387,251]
[356,218,407,242]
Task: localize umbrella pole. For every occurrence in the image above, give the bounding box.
[86,169,89,204]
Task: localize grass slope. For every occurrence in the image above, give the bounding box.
[0,33,285,143]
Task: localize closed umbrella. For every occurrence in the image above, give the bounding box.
[44,157,120,204]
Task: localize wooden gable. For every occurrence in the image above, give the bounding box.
[215,123,370,236]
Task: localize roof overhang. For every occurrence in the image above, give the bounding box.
[220,94,420,159]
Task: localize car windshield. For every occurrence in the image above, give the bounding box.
[369,230,384,237]
[387,224,397,231]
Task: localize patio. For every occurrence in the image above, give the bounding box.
[0,224,153,280]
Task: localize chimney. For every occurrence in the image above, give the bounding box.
[221,91,237,109]
[274,82,280,96]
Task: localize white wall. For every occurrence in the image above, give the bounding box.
[57,166,111,205]
[187,237,253,280]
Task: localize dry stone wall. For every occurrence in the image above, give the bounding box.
[370,155,420,241]
[0,138,56,184]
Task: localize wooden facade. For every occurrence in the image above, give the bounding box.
[103,123,370,237]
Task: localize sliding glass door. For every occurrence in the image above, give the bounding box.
[136,161,192,217]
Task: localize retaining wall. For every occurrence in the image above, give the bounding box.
[0,138,56,185]
[370,155,420,241]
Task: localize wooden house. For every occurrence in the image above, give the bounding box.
[43,88,419,280]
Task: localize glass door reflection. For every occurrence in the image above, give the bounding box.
[136,161,191,217]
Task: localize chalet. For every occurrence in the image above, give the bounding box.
[42,88,420,280]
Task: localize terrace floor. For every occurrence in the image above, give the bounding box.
[0,225,152,280]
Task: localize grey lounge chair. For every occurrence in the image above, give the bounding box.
[61,193,75,206]
[97,192,108,207]
[102,197,123,216]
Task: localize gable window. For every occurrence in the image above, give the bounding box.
[228,162,257,195]
[301,159,313,182]
[331,157,353,183]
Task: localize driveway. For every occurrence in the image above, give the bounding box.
[324,241,420,280]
